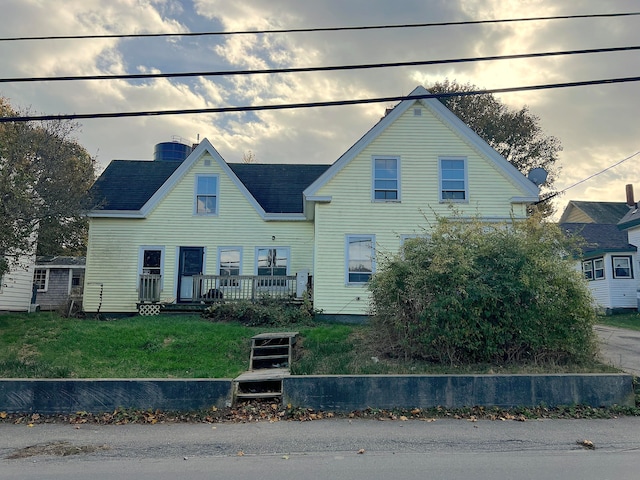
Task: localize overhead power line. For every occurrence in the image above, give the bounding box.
[540,150,640,204]
[1,76,639,123]
[1,12,639,42]
[2,45,638,84]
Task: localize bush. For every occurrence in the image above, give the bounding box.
[368,213,597,366]
[202,296,317,327]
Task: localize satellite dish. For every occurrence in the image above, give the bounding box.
[528,167,548,186]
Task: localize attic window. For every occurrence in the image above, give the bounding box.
[195,175,219,215]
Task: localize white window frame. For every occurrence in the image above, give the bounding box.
[372,156,401,202]
[345,235,375,285]
[34,268,49,292]
[138,246,165,290]
[612,256,633,279]
[439,156,468,202]
[255,247,290,275]
[194,174,219,216]
[583,257,604,281]
[218,247,242,287]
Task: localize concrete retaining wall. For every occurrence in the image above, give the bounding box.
[282,374,635,411]
[0,379,233,414]
[0,374,634,414]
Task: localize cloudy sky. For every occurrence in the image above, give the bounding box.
[1,0,639,217]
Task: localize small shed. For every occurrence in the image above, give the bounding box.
[34,256,85,311]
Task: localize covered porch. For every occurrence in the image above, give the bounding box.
[137,272,310,315]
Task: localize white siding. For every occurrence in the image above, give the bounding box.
[580,253,639,310]
[0,254,36,312]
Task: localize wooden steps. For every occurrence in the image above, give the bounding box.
[233,332,298,403]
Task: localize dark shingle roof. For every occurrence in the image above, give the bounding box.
[90,160,181,211]
[563,201,630,224]
[229,163,330,213]
[561,223,636,255]
[89,159,330,214]
[36,256,86,267]
[618,206,640,230]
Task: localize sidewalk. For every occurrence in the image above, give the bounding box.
[595,325,640,376]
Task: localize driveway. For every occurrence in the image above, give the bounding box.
[595,325,640,376]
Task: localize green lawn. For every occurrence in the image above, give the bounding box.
[0,313,258,378]
[0,312,620,378]
[597,312,640,331]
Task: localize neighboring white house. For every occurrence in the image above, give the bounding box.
[561,222,637,313]
[0,252,37,312]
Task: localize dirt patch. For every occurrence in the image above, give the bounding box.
[6,441,110,460]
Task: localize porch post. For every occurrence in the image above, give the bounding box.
[296,270,309,299]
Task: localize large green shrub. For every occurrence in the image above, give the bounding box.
[369,214,597,366]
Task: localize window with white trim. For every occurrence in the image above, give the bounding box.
[195,175,219,215]
[256,247,289,286]
[613,256,633,279]
[33,268,48,292]
[440,157,467,201]
[218,247,242,286]
[582,257,604,281]
[373,157,400,201]
[346,235,375,284]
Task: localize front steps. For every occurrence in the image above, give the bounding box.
[233,332,298,404]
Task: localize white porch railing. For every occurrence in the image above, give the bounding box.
[193,273,308,302]
[138,271,309,303]
[139,274,162,302]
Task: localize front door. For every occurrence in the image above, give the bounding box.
[177,247,204,302]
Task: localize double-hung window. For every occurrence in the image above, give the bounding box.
[373,157,400,201]
[195,175,219,215]
[256,247,289,286]
[613,256,633,279]
[346,235,375,284]
[440,157,467,201]
[582,257,604,281]
[218,247,241,287]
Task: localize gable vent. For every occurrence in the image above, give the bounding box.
[414,108,422,116]
[204,159,212,167]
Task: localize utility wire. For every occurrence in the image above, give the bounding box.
[2,12,639,41]
[2,45,638,84]
[1,76,639,123]
[539,150,640,204]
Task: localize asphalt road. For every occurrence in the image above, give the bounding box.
[2,417,640,479]
[595,325,640,375]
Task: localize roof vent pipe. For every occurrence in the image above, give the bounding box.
[626,184,635,207]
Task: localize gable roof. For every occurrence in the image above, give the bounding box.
[559,201,629,224]
[304,85,540,202]
[618,204,640,230]
[88,141,329,218]
[89,160,181,212]
[229,164,329,213]
[561,222,636,256]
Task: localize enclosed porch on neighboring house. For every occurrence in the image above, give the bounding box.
[136,271,311,316]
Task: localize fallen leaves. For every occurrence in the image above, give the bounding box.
[577,439,595,450]
[0,402,628,426]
